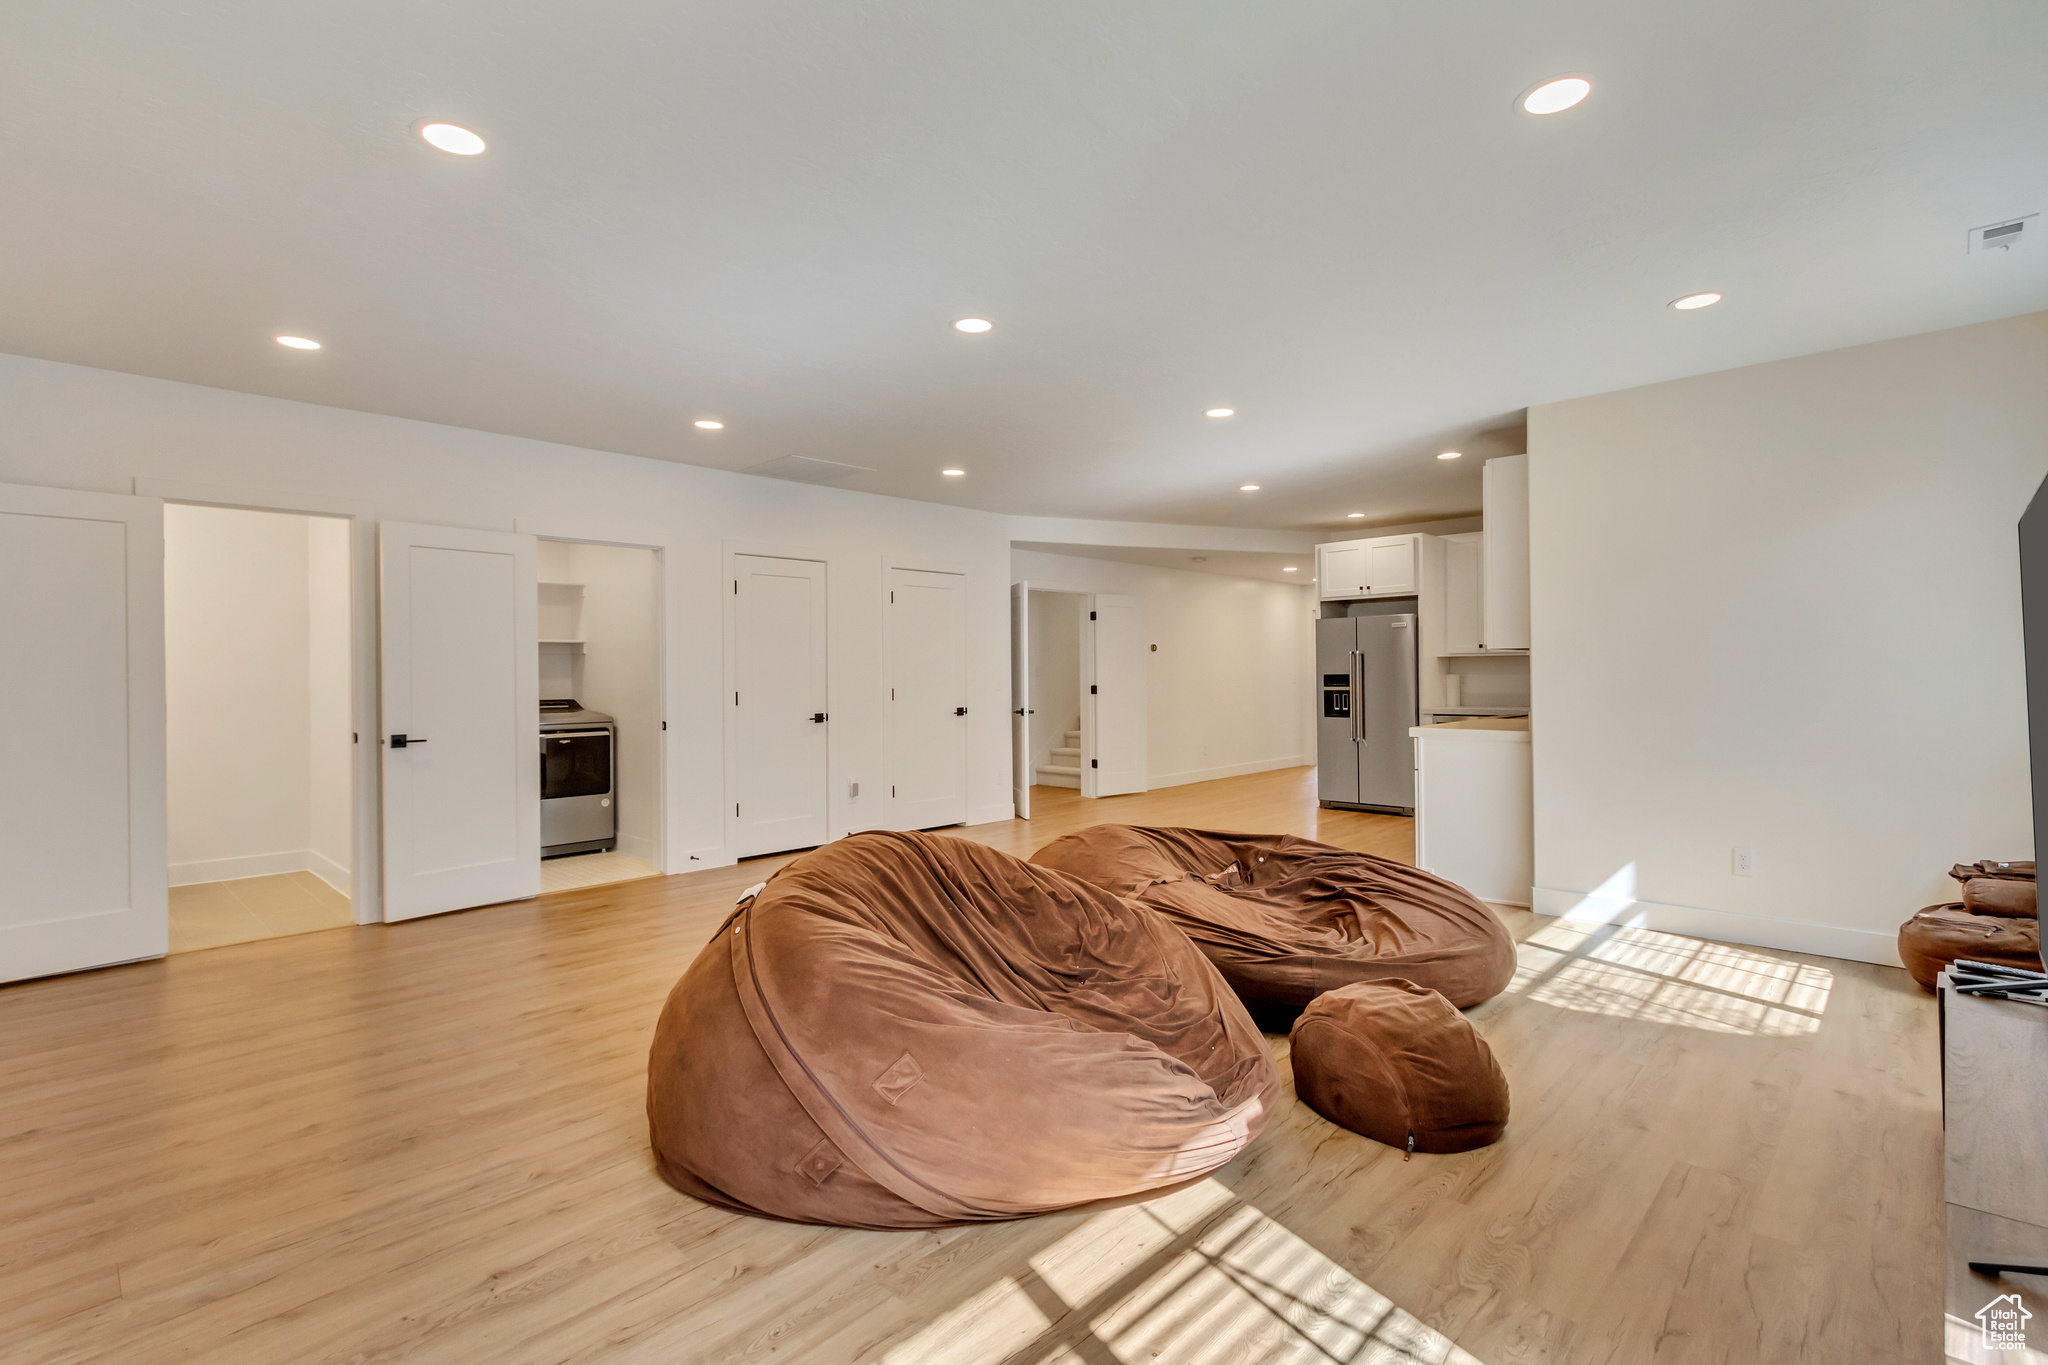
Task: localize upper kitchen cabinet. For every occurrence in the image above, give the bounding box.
[1481,455,1530,650]
[1316,533,1421,601]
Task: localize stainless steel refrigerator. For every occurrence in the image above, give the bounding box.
[1316,613,1418,813]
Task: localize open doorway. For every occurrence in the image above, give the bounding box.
[537,539,663,894]
[164,504,352,952]
[1027,590,1084,790]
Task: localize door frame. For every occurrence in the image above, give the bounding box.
[135,478,382,923]
[881,560,970,831]
[518,522,668,875]
[721,542,831,859]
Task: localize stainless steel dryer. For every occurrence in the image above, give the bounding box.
[540,699,616,857]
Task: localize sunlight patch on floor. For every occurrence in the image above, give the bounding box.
[1507,920,1831,1036]
[883,1179,1465,1364]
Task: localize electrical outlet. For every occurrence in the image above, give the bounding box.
[1732,846,1757,877]
[849,780,860,799]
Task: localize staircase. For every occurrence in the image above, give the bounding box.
[1036,729,1082,788]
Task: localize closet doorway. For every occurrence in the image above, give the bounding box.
[164,504,353,952]
[536,539,664,894]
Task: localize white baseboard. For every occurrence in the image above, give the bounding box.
[967,802,1017,826]
[617,831,658,865]
[171,849,320,888]
[1147,755,1309,791]
[1531,885,1903,969]
[304,848,351,895]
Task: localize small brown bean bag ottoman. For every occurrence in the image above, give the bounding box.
[1029,825,1516,1024]
[1290,980,1509,1155]
[647,830,1281,1228]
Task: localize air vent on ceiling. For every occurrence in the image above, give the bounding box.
[743,455,876,484]
[1969,215,2035,254]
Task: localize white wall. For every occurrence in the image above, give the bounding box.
[1011,549,1314,789]
[1,350,1016,919]
[305,515,352,888]
[540,539,662,866]
[164,504,350,891]
[1027,590,1082,776]
[1528,310,2048,966]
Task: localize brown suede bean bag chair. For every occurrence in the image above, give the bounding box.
[647,830,1281,1228]
[1029,825,1516,1025]
[1290,980,1509,1155]
[1897,860,2040,991]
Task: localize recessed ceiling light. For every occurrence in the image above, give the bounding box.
[1670,292,1723,310]
[941,468,966,476]
[1239,484,1260,492]
[275,336,321,350]
[953,318,993,333]
[1346,512,1366,518]
[1282,566,1298,572]
[1437,451,1462,460]
[1520,76,1592,115]
[694,419,724,430]
[1206,408,1235,418]
[419,122,487,156]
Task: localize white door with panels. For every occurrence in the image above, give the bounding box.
[886,567,969,829]
[0,483,166,983]
[1009,581,1030,820]
[379,522,540,921]
[1082,592,1148,798]
[732,554,829,856]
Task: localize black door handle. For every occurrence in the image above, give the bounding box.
[811,713,828,723]
[954,707,968,716]
[1014,708,1034,715]
[390,734,427,747]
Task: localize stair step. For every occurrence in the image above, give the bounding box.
[1051,746,1080,761]
[1038,763,1080,777]
[1065,731,1081,745]
[1035,764,1081,789]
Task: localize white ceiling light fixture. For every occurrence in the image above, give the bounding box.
[1437,450,1462,460]
[1670,292,1723,310]
[1239,483,1260,491]
[1205,407,1235,418]
[1282,566,1298,572]
[418,122,487,156]
[941,468,966,476]
[694,419,724,430]
[1519,76,1592,115]
[275,335,320,350]
[953,318,993,333]
[1346,512,1366,518]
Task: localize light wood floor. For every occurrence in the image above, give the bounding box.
[0,767,1942,1363]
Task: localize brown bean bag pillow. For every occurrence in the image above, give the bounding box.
[1029,825,1516,1025]
[1962,877,2038,918]
[647,830,1281,1228]
[1289,980,1509,1154]
[1897,902,2043,992]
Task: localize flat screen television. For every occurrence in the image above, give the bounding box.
[2018,472,2048,972]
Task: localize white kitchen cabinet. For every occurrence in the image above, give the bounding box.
[1316,533,1420,601]
[1481,455,1530,650]
[1410,717,1531,906]
[1441,532,1483,653]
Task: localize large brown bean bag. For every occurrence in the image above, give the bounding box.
[1030,825,1516,1024]
[647,830,1281,1228]
[1897,904,2042,991]
[1289,979,1510,1154]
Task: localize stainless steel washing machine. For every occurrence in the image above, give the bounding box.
[540,699,616,857]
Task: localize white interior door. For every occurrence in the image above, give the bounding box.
[886,567,968,830]
[379,522,539,921]
[0,483,166,983]
[1010,581,1030,820]
[732,554,828,856]
[1083,592,1148,798]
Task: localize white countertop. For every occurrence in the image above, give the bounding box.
[1410,715,1530,739]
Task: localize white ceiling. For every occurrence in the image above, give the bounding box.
[3,2,2044,533]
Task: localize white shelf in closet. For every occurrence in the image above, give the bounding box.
[538,639,586,647]
[1438,649,1528,657]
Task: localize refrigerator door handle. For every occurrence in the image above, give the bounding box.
[1351,649,1365,744]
